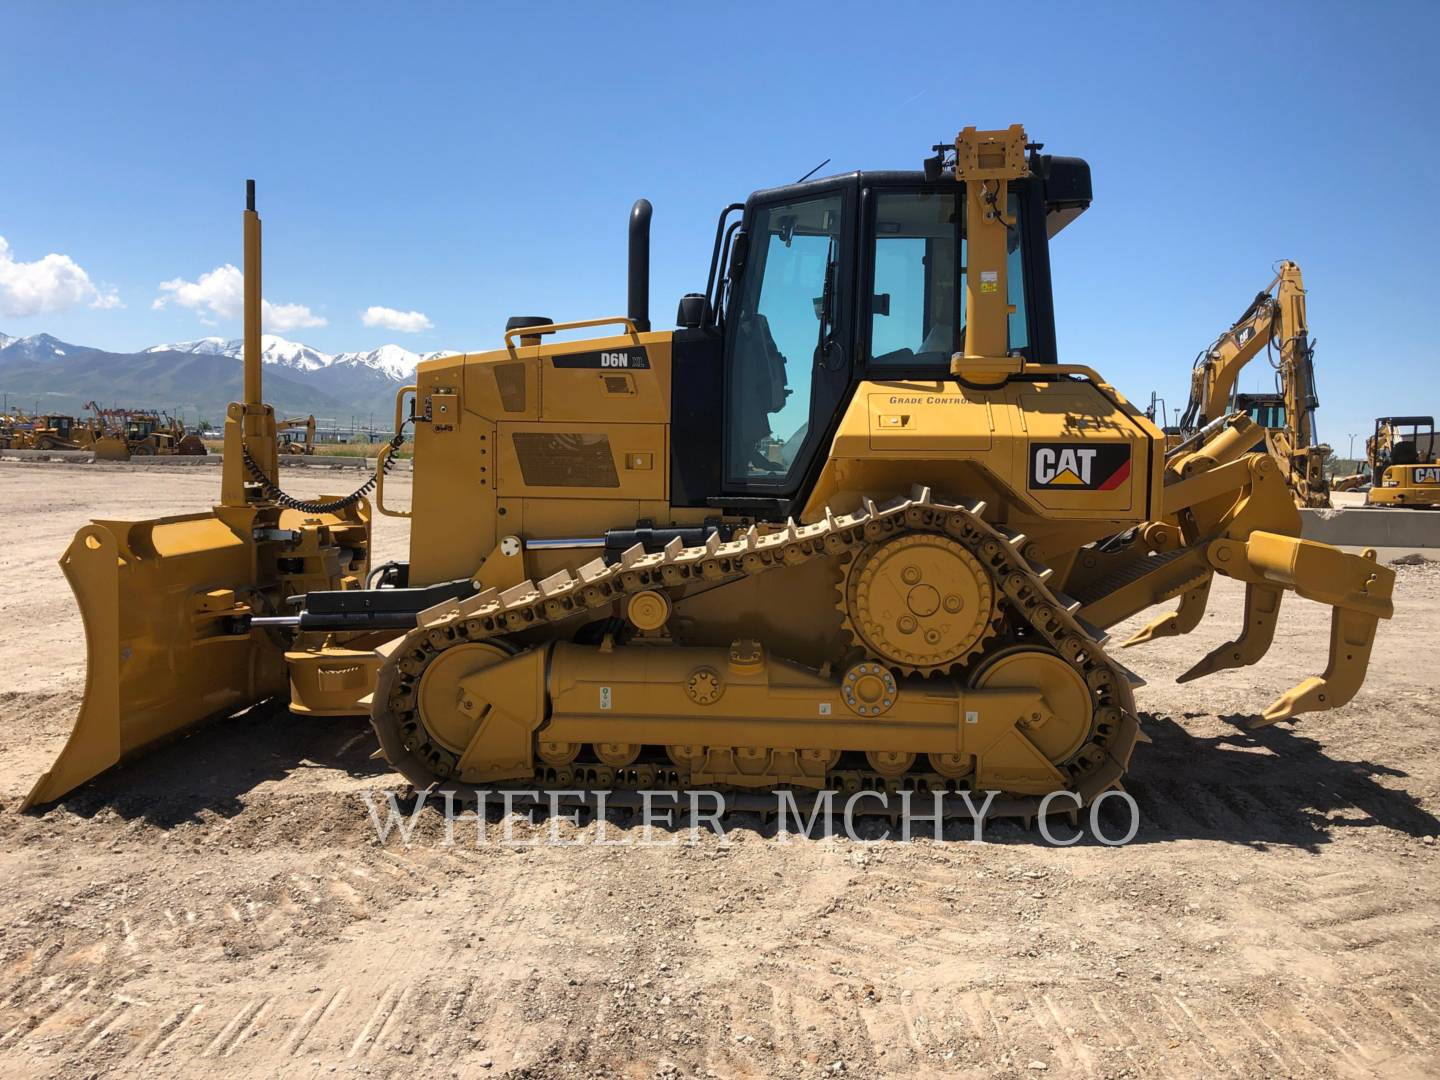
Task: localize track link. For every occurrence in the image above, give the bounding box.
[369,489,1142,816]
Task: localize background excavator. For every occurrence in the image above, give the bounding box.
[277,414,317,455]
[1176,262,1332,508]
[1358,416,1440,507]
[24,126,1395,817]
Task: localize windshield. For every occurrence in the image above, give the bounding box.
[868,189,1028,366]
[725,194,843,484]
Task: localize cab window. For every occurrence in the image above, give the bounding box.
[870,192,957,366]
[867,189,1028,366]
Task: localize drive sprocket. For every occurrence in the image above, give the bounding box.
[839,532,999,674]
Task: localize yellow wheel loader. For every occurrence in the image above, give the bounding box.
[24,127,1395,817]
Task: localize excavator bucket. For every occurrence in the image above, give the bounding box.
[22,513,282,810]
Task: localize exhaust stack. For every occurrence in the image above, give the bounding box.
[628,198,652,333]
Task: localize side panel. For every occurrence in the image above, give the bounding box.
[1016,384,1145,516]
[410,332,676,586]
[496,421,667,501]
[807,376,1158,526]
[412,355,496,584]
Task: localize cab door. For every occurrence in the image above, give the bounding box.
[720,184,856,505]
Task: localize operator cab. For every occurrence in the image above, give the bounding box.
[1235,393,1288,451]
[1375,415,1436,468]
[670,152,1093,514]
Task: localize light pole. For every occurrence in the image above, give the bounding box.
[1348,433,1359,461]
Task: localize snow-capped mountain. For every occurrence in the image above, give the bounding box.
[144,335,454,379]
[331,344,452,380]
[143,336,229,357]
[1,328,462,425]
[0,332,81,362]
[145,334,327,372]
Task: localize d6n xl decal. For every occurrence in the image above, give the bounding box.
[1028,443,1132,491]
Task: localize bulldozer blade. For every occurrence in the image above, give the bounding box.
[1121,575,1213,647]
[1176,582,1283,683]
[22,515,283,810]
[1258,606,1383,725]
[92,435,130,462]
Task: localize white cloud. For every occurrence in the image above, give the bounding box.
[266,301,327,331]
[0,235,123,317]
[153,263,326,330]
[154,263,243,321]
[361,305,433,333]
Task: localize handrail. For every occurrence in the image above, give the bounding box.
[376,383,419,518]
[502,316,639,351]
[375,442,410,518]
[394,384,417,434]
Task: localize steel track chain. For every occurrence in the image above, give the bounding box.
[369,488,1141,813]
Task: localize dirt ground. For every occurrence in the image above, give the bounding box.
[1,460,1437,1079]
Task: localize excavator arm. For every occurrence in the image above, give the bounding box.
[1179,262,1331,507]
[1178,283,1277,433]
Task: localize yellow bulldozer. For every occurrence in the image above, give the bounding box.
[82,401,141,460]
[122,410,208,456]
[81,403,210,459]
[24,126,1396,817]
[19,413,91,452]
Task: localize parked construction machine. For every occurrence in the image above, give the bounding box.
[1177,262,1331,508]
[0,409,29,450]
[21,413,104,452]
[24,126,1396,816]
[1364,416,1439,507]
[123,411,208,456]
[83,402,141,460]
[27,414,74,451]
[277,414,317,455]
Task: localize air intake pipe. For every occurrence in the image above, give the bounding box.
[628,198,652,333]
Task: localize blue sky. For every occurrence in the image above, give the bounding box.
[1,0,1436,449]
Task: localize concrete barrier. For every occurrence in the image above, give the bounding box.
[125,455,220,467]
[1301,506,1440,549]
[0,448,96,463]
[1,450,411,473]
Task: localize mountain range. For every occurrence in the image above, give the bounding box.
[0,331,457,428]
